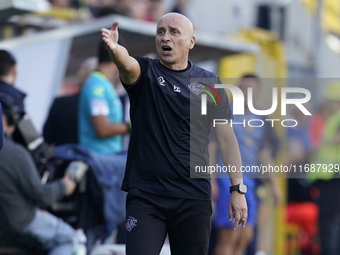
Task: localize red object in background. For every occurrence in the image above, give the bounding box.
[286,202,318,236]
[309,113,325,148]
[286,202,320,255]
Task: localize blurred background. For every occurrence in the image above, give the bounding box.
[1,0,340,255]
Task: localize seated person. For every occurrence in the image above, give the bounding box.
[0,103,3,151]
[0,97,80,255]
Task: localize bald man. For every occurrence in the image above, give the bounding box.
[101,13,247,255]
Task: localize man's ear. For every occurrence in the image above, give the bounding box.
[9,66,17,85]
[189,36,196,50]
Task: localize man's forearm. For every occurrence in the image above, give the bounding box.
[217,127,243,185]
[108,44,140,85]
[92,115,128,138]
[96,123,129,138]
[108,45,133,72]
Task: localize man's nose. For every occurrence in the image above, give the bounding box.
[162,32,170,42]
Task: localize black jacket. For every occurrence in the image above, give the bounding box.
[43,94,79,146]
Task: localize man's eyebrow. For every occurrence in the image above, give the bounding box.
[169,26,180,31]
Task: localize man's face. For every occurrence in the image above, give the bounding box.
[155,14,195,68]
[239,78,260,101]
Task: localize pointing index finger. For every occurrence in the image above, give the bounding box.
[111,21,119,31]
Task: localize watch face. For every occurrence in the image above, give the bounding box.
[239,184,247,194]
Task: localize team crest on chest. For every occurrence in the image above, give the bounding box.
[188,81,204,95]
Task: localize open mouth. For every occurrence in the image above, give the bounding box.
[162,45,172,54]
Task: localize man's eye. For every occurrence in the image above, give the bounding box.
[158,30,164,35]
[171,30,178,34]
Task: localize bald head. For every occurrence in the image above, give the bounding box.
[158,13,194,36]
[155,12,195,70]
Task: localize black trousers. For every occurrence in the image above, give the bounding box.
[125,187,212,255]
[316,179,340,255]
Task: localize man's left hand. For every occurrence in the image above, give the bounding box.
[228,192,248,230]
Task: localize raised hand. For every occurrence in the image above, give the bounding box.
[99,21,141,85]
[101,21,119,53]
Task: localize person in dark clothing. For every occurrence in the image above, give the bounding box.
[43,57,97,146]
[43,93,80,145]
[102,13,247,255]
[0,96,79,255]
[0,50,26,113]
[171,0,190,14]
[0,50,28,148]
[0,103,3,151]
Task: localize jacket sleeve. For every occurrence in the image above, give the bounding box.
[15,144,65,206]
[0,104,4,151]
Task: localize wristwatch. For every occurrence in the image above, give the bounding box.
[229,184,247,194]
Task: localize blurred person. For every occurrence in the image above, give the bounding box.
[286,104,312,165]
[212,74,282,255]
[82,0,117,18]
[171,0,190,14]
[0,103,3,151]
[35,0,92,22]
[101,12,247,255]
[129,0,149,20]
[97,6,118,17]
[43,57,98,146]
[0,95,79,255]
[286,103,313,205]
[49,0,71,8]
[82,0,102,17]
[0,50,29,147]
[114,0,132,16]
[79,41,129,243]
[0,50,26,113]
[309,102,329,149]
[78,41,129,155]
[145,0,166,22]
[308,83,340,255]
